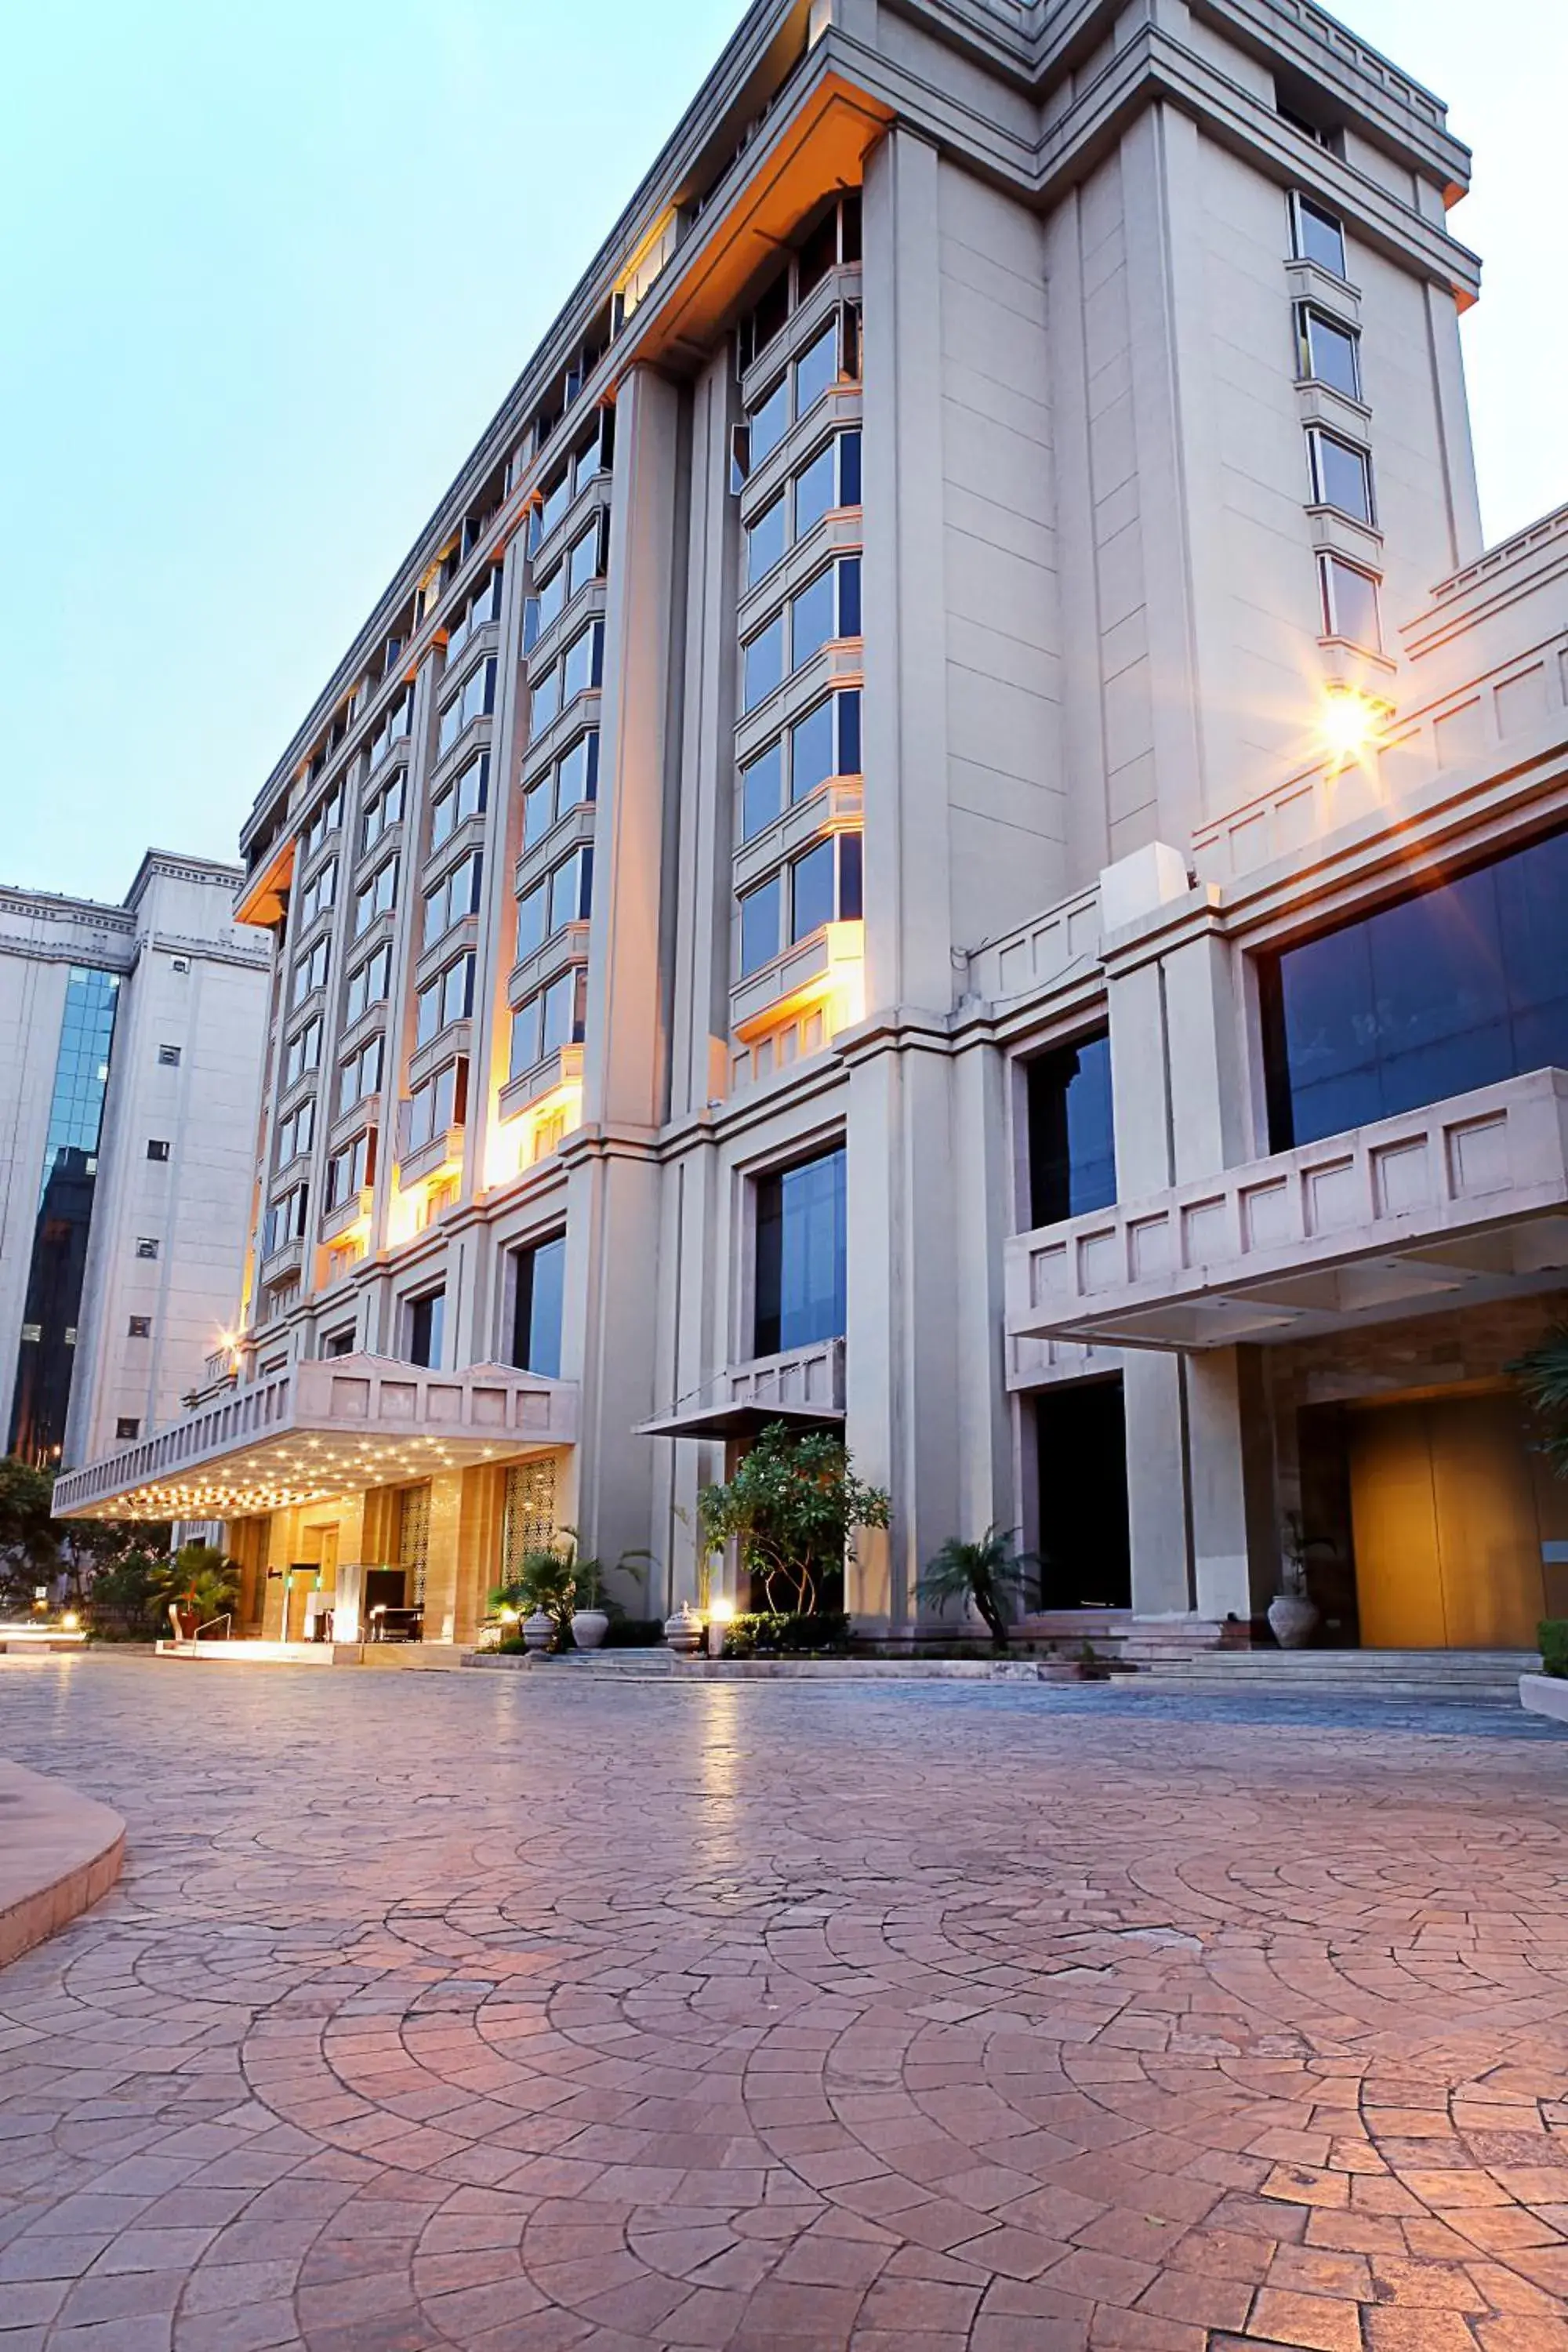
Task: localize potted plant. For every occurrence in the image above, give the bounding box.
[148,1543,240,1641]
[488,1545,576,1654]
[565,1537,653,1650]
[1268,1513,1325,1649]
[917,1526,1039,1654]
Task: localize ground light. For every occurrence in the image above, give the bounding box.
[705,1593,735,1659]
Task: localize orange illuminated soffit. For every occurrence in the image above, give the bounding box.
[630,72,894,371]
[235,834,296,928]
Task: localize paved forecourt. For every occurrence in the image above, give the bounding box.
[2,1654,1567,2352]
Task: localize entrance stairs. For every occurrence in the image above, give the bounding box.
[1131,1648,1536,1705]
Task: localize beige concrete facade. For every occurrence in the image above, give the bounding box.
[56,0,1568,1653]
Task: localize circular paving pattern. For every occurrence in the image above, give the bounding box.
[2,1657,1567,2350]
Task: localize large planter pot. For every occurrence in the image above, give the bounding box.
[664,1604,704,1657]
[571,1609,609,1651]
[521,1610,556,1654]
[1268,1590,1319,1650]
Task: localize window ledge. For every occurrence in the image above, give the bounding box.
[524,578,607,679]
[1305,504,1383,562]
[736,513,863,642]
[1293,378,1373,433]
[408,1020,472,1094]
[398,1126,464,1189]
[499,1042,585,1124]
[737,638,863,753]
[1284,256,1362,323]
[521,685,604,784]
[731,918,864,1042]
[415,913,479,994]
[509,919,591,1008]
[320,1188,373,1244]
[735,778,862,896]
[528,471,611,580]
[514,801,597,899]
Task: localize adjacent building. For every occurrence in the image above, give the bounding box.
[56,0,1568,1654]
[1,855,270,1474]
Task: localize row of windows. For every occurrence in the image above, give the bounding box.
[423,850,483,950]
[338,1034,383,1117]
[354,855,397,938]
[746,430,861,590]
[735,305,861,487]
[510,965,586,1078]
[524,512,608,649]
[443,568,503,666]
[325,1127,376,1211]
[737,193,861,373]
[437,655,497,760]
[524,730,597,850]
[407,1057,467,1155]
[1287,194,1382,655]
[276,1101,314,1168]
[431,751,488,848]
[528,409,614,554]
[739,833,862,980]
[742,690,860,843]
[743,556,861,714]
[517,845,593,962]
[529,617,604,741]
[416,952,475,1047]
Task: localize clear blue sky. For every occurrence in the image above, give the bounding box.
[0,0,1557,906]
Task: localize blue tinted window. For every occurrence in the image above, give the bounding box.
[755,1147,846,1357]
[1026,1032,1116,1226]
[1261,826,1568,1149]
[739,877,782,976]
[743,615,785,713]
[742,742,784,841]
[513,1235,566,1378]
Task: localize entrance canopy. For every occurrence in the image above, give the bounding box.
[1007,1068,1568,1351]
[52,1354,578,1523]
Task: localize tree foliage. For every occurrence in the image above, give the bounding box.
[697,1423,890,1615]
[1515,1326,1568,1478]
[917,1526,1039,1653]
[147,1544,241,1630]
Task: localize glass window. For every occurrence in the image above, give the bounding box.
[747,494,787,589]
[568,517,603,601]
[749,376,789,470]
[437,656,496,757]
[530,666,562,741]
[746,267,791,368]
[1296,305,1360,399]
[795,209,838,305]
[549,848,591,935]
[754,1146,846,1356]
[1318,554,1381,650]
[790,838,836,943]
[562,619,603,703]
[743,614,786,713]
[353,857,397,937]
[742,740,784,841]
[1026,1033,1116,1225]
[739,876,782,977]
[431,753,488,848]
[512,1234,566,1377]
[510,997,541,1077]
[791,558,858,671]
[539,967,580,1057]
[789,699,837,804]
[1293,193,1347,278]
[407,1289,445,1370]
[345,946,390,1027]
[1259,826,1568,1151]
[1307,429,1374,524]
[793,430,860,539]
[517,882,547,962]
[524,775,554,850]
[555,731,598,814]
[794,315,838,417]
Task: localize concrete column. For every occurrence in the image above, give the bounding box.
[845,1034,964,1629]
[559,1142,662,1585]
[1187,1346,1276,1620]
[861,127,952,1018]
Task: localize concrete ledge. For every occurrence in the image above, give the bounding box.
[1519,1673,1568,1726]
[0,1760,125,1970]
[154,1639,334,1665]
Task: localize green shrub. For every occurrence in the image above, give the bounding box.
[1539,1621,1568,1679]
[722,1610,851,1659]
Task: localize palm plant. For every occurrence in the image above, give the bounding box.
[1515,1325,1568,1477]
[147,1543,240,1630]
[488,1544,577,1646]
[918,1526,1039,1653]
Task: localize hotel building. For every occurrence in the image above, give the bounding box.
[56,0,1568,1653]
[1,855,269,1476]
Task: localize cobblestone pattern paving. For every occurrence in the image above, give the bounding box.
[2,1657,1567,2352]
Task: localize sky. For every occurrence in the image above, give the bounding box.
[0,0,1559,907]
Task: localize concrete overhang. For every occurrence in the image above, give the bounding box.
[234,835,296,929]
[53,1354,578,1523]
[638,1337,844,1441]
[1007,1068,1568,1352]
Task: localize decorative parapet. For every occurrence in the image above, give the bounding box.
[638,1337,845,1439]
[1007,1068,1568,1351]
[964,883,1102,1008]
[53,1354,579,1521]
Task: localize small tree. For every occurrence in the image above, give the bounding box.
[697,1422,889,1614]
[81,1548,163,1642]
[918,1526,1039,1653]
[1515,1326,1568,1478]
[0,1457,60,1609]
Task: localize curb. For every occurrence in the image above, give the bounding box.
[0,1760,125,1969]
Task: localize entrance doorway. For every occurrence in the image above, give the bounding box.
[1034,1379,1132,1609]
[287,1526,339,1642]
[1348,1390,1568,1649]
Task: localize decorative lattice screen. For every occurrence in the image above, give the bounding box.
[398,1483,431,1607]
[501,1458,558,1583]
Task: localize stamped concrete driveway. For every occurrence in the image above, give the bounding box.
[2,1657,1568,2352]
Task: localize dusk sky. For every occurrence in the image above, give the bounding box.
[2,0,1559,905]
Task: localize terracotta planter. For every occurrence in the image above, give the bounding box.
[571,1609,609,1651]
[521,1610,556,1653]
[1268,1590,1319,1650]
[664,1604,704,1657]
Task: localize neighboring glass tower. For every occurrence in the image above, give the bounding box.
[9,967,121,1463]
